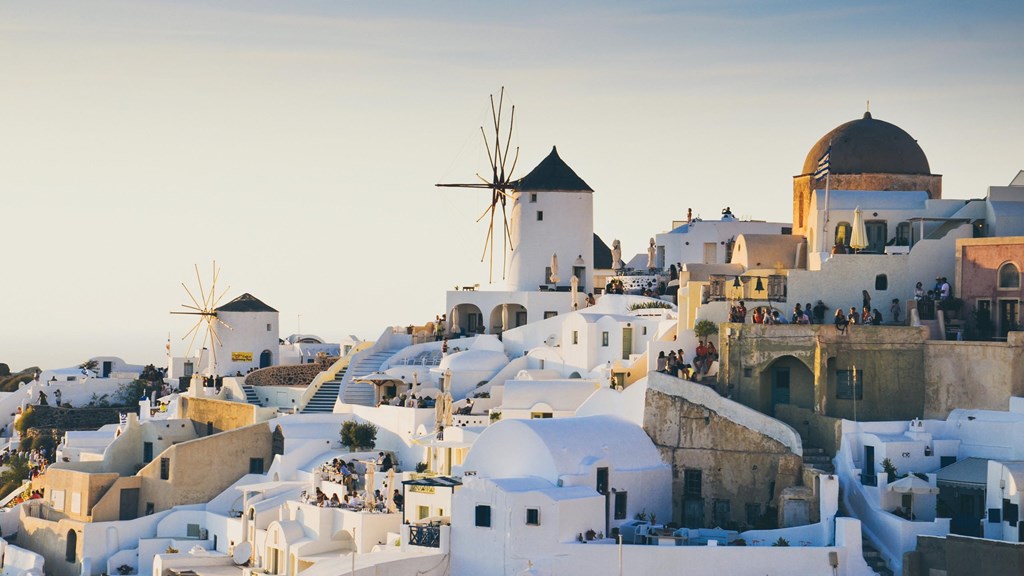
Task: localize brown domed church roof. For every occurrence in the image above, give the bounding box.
[801,112,931,177]
[516,146,593,192]
[216,293,277,313]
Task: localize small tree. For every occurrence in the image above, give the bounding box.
[79,359,99,375]
[340,421,377,451]
[693,319,718,342]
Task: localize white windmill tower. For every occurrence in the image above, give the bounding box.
[437,89,595,293]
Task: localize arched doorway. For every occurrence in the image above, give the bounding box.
[66,529,78,562]
[488,303,528,335]
[759,355,814,416]
[260,350,272,368]
[451,304,484,337]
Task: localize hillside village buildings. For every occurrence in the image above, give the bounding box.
[0,110,1022,576]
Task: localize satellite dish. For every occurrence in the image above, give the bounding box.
[232,542,252,565]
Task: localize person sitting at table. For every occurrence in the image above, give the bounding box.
[348,493,363,510]
[393,489,404,512]
[378,451,394,472]
[329,493,341,507]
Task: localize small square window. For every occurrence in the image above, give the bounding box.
[267,323,272,331]
[418,505,430,520]
[743,368,752,377]
[475,505,492,527]
[836,369,863,400]
[544,311,557,319]
[602,331,609,347]
[572,331,579,345]
[530,193,537,203]
[249,458,265,474]
[160,457,170,480]
[537,211,543,221]
[684,469,702,498]
[526,508,540,525]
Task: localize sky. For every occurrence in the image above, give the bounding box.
[1,0,1022,370]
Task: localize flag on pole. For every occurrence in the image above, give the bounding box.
[814,146,831,180]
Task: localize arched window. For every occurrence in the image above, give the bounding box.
[835,222,851,248]
[999,263,1021,289]
[895,222,911,246]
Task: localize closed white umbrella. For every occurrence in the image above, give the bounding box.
[850,206,868,252]
[502,303,510,332]
[364,465,376,508]
[549,253,560,283]
[570,275,579,310]
[647,238,657,269]
[385,468,397,513]
[612,239,622,271]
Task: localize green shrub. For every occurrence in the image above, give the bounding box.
[340,421,377,451]
[771,537,790,547]
[694,319,718,341]
[627,301,673,311]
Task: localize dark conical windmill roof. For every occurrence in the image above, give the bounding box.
[516,146,593,192]
[216,293,278,313]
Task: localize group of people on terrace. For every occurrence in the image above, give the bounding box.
[656,341,718,382]
[377,393,436,409]
[310,453,401,512]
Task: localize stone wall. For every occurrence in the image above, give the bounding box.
[792,173,941,236]
[132,422,272,514]
[243,355,335,387]
[178,396,260,436]
[904,534,1024,576]
[21,406,123,432]
[719,323,929,422]
[644,384,803,530]
[923,333,1024,419]
[774,404,843,456]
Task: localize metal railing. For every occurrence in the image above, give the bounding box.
[408,524,441,548]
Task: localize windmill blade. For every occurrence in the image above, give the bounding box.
[215,316,233,331]
[507,146,520,183]
[183,318,204,361]
[195,264,208,310]
[213,285,231,309]
[208,319,224,347]
[182,282,203,311]
[207,261,220,311]
[476,202,496,223]
[480,209,495,263]
[178,304,203,312]
[499,105,516,179]
[480,126,497,177]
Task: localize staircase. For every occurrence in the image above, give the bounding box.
[301,368,345,413]
[802,446,834,474]
[241,385,262,407]
[862,539,893,576]
[341,349,401,406]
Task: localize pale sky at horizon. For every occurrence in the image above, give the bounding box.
[2,0,1022,371]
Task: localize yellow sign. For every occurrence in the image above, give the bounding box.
[231,352,253,362]
[410,485,436,494]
